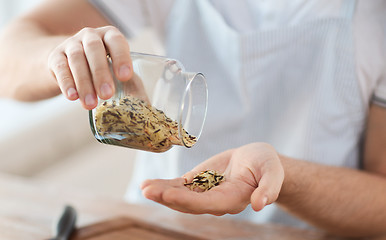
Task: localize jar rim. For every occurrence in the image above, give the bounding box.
[178,72,208,147]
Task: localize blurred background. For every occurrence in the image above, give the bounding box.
[0,0,160,199]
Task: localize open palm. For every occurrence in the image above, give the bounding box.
[141,143,284,215]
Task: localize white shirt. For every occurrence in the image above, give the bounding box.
[90,0,386,106]
[90,0,386,229]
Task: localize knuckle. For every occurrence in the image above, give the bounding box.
[104,28,125,42]
[103,25,119,33]
[48,47,65,66]
[47,55,58,69]
[83,37,103,49]
[66,46,84,59]
[78,27,94,35]
[52,61,68,72]
[57,75,73,85]
[47,49,58,62]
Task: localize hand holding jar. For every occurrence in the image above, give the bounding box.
[48,26,207,153]
[47,26,133,110]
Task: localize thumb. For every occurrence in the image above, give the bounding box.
[250,167,284,211]
[250,186,269,212]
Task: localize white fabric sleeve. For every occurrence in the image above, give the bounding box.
[89,0,173,39]
[372,17,386,108]
[373,78,386,108]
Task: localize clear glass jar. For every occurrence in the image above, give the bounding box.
[89,52,208,153]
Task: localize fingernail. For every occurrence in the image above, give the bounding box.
[67,88,77,98]
[263,196,268,206]
[85,94,96,106]
[119,65,130,78]
[100,83,113,98]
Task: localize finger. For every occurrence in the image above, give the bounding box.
[141,178,186,203]
[140,177,182,190]
[250,164,284,211]
[142,178,244,215]
[48,52,78,100]
[162,181,246,215]
[82,32,114,100]
[65,42,97,110]
[101,26,133,81]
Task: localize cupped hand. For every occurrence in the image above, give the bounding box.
[48,26,133,110]
[141,143,284,216]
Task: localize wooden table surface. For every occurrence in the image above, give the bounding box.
[0,173,364,240]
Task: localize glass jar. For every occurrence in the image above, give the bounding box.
[89,52,208,153]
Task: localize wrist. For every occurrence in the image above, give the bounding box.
[276,154,298,204]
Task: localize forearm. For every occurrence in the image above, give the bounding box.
[277,156,386,238]
[0,19,66,101]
